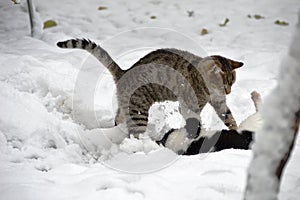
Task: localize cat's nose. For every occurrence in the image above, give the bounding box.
[225,87,231,94]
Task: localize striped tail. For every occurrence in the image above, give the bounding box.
[57,38,124,81]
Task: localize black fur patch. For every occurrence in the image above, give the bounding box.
[91,42,97,49]
[71,39,77,47]
[184,130,253,155]
[214,130,253,151]
[81,39,89,49]
[183,137,205,155]
[56,41,65,48]
[185,118,201,139]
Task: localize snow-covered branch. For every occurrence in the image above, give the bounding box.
[244,11,300,200]
[26,0,42,37]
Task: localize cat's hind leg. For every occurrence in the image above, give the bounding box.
[125,103,150,138]
[114,108,125,126]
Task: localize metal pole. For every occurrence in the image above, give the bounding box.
[27,0,34,37]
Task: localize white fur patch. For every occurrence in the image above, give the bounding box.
[164,128,193,153]
[238,111,263,132]
[238,90,264,132]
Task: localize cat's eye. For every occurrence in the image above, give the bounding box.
[211,65,224,74]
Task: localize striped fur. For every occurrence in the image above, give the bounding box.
[57,39,124,81]
[57,38,243,138]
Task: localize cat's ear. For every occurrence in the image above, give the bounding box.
[231,61,243,69]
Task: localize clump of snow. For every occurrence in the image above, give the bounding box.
[147,101,185,140]
[119,135,160,154]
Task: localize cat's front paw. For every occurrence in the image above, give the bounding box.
[228,123,238,130]
[224,117,238,130]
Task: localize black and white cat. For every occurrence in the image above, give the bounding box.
[157,91,263,155]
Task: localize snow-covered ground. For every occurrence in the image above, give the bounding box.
[0,0,299,199]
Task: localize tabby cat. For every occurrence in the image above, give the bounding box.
[57,39,243,139]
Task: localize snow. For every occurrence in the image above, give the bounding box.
[0,0,299,199]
